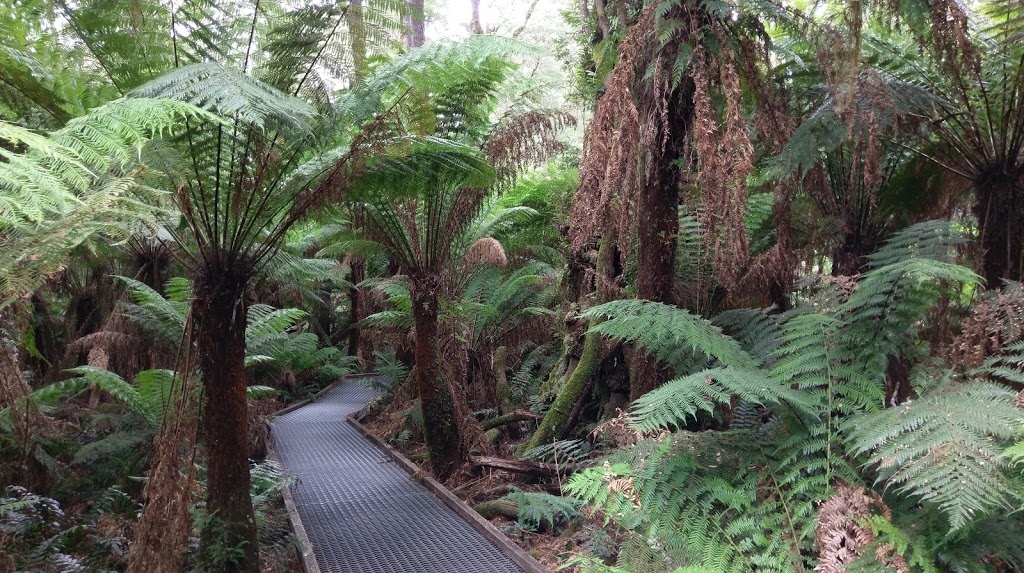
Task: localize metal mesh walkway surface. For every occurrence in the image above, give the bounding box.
[270,378,522,573]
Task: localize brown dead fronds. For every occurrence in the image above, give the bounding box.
[465,237,508,269]
[950,282,1024,369]
[814,483,909,573]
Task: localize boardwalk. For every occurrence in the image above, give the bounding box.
[270,378,522,573]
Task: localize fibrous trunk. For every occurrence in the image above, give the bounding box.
[975,172,1024,285]
[629,84,689,400]
[410,274,462,479]
[193,268,259,573]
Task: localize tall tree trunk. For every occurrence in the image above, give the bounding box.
[470,0,484,34]
[347,257,365,360]
[974,172,1024,285]
[410,273,462,479]
[193,267,259,573]
[347,0,368,83]
[629,83,691,401]
[404,0,426,49]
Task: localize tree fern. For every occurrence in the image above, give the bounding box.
[629,367,815,433]
[0,98,209,305]
[0,366,176,430]
[847,381,1023,531]
[567,432,822,573]
[580,299,759,374]
[118,276,190,344]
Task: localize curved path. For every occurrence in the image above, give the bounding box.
[270,377,522,573]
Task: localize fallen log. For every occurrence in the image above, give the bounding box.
[481,410,538,431]
[470,455,571,477]
[473,499,519,520]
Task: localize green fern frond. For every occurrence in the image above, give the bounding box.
[117,276,188,343]
[581,300,759,374]
[847,382,1023,531]
[712,307,783,364]
[133,368,177,425]
[522,439,591,464]
[500,489,582,531]
[629,367,815,433]
[129,62,313,131]
[246,305,307,340]
[567,432,817,573]
[863,220,969,269]
[246,385,278,399]
[65,365,157,426]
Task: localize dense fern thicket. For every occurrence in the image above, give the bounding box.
[4,0,1024,572]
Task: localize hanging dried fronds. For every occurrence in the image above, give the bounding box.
[125,318,201,573]
[569,7,658,254]
[950,282,1024,369]
[0,310,45,456]
[691,45,755,290]
[484,110,576,188]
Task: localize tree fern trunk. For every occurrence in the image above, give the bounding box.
[346,257,366,363]
[974,172,1024,285]
[629,80,691,400]
[193,269,260,573]
[410,273,462,479]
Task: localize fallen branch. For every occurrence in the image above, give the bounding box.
[470,455,571,477]
[481,410,538,431]
[473,499,519,520]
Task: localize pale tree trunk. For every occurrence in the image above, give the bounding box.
[470,0,484,34]
[405,0,426,49]
[511,0,540,38]
[347,0,368,83]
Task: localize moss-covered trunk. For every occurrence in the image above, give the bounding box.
[410,274,462,479]
[193,268,259,573]
[518,329,601,455]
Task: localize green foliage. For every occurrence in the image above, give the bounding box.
[118,276,190,344]
[0,366,177,431]
[566,432,822,573]
[581,300,759,374]
[500,489,582,531]
[0,98,210,305]
[522,439,591,464]
[629,367,814,433]
[0,485,137,572]
[571,221,1022,571]
[848,382,1023,531]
